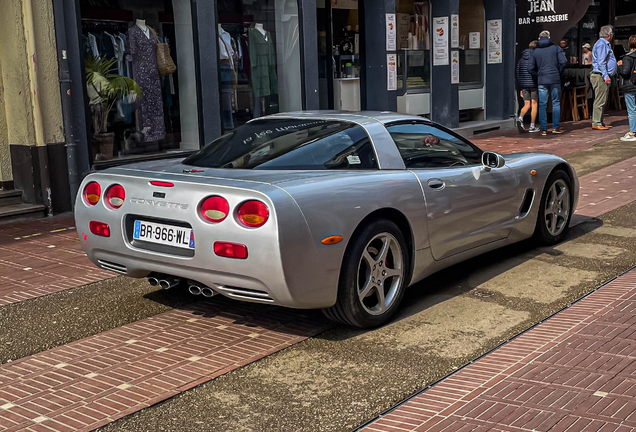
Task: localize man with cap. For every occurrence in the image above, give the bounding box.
[591,25,617,130]
[582,43,592,65]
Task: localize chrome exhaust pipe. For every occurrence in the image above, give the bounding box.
[159,276,180,290]
[148,276,159,286]
[189,285,202,295]
[201,287,215,297]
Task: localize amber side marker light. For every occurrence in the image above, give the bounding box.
[322,235,344,245]
[530,170,537,176]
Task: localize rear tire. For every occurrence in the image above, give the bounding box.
[322,219,409,328]
[533,170,573,245]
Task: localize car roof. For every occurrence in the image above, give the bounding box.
[254,110,430,126]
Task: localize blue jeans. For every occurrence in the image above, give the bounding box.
[538,84,561,131]
[625,93,636,132]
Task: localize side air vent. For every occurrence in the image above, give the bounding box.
[519,189,535,217]
[97,260,128,274]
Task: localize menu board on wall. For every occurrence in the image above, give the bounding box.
[433,17,449,66]
[451,14,459,48]
[386,14,396,51]
[469,32,480,49]
[451,51,459,84]
[387,54,397,91]
[487,19,502,64]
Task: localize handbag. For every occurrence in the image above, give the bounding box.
[149,27,176,76]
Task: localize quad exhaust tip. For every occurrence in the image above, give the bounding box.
[189,285,202,295]
[148,274,180,290]
[201,287,215,297]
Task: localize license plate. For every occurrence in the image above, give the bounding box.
[133,220,195,249]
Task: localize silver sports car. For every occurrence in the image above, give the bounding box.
[75,112,578,328]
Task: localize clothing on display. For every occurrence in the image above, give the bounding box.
[126,24,166,143]
[248,26,278,99]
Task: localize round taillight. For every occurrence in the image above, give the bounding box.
[199,196,230,223]
[106,184,126,209]
[83,182,101,206]
[237,200,269,228]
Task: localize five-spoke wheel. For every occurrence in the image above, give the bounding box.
[534,170,573,244]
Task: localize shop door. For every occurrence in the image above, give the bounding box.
[317,0,361,111]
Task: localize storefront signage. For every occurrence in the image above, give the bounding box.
[519,0,568,25]
[433,17,449,66]
[387,54,397,91]
[386,14,397,51]
[469,32,480,49]
[451,15,459,48]
[487,19,502,64]
[330,0,358,9]
[451,51,459,84]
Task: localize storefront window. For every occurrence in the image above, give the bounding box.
[396,1,431,91]
[80,0,199,162]
[458,0,484,86]
[218,0,302,131]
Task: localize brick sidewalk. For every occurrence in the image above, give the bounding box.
[0,300,330,432]
[473,114,629,157]
[576,156,636,218]
[0,215,115,307]
[361,269,636,432]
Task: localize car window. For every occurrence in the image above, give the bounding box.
[183,119,378,170]
[386,123,482,169]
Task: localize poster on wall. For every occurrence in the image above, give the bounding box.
[386,14,396,51]
[433,17,449,66]
[469,32,480,49]
[387,54,397,91]
[487,19,502,64]
[451,51,459,84]
[451,14,459,48]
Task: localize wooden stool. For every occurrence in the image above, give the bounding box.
[610,86,622,110]
[570,86,589,121]
[560,87,573,122]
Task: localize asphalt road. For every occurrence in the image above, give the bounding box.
[2,139,635,432]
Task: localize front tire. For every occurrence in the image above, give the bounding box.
[534,170,573,245]
[323,219,409,328]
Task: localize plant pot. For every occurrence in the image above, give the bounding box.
[92,132,115,161]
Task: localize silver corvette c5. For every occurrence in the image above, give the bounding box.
[75,111,578,328]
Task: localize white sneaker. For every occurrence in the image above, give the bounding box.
[620,132,636,142]
[516,118,526,133]
[529,126,541,133]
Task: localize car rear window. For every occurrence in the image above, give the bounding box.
[182,119,378,170]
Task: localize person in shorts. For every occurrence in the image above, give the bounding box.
[516,40,540,132]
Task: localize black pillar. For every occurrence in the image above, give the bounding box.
[300,0,320,110]
[484,0,515,120]
[192,0,222,145]
[430,0,459,128]
[360,0,397,111]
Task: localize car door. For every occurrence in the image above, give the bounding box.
[386,122,519,261]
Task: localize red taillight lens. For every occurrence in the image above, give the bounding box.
[83,182,101,206]
[89,221,110,237]
[237,201,269,228]
[199,196,230,223]
[214,242,248,259]
[105,184,125,209]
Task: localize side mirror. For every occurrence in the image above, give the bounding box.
[482,151,505,170]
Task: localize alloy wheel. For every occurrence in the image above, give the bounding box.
[357,232,404,316]
[544,179,570,237]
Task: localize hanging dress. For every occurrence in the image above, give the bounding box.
[125,25,166,143]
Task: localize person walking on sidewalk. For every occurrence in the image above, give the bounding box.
[618,35,636,141]
[591,25,617,130]
[529,30,567,136]
[516,41,540,133]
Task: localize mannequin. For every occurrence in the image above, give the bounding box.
[136,19,150,39]
[249,23,277,118]
[255,23,266,37]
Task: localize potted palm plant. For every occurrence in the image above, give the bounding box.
[85,55,141,160]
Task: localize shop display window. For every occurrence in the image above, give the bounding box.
[458,0,484,86]
[396,1,431,91]
[218,0,302,131]
[80,0,199,162]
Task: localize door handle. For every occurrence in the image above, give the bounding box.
[427,178,445,189]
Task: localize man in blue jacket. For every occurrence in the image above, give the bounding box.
[529,30,568,135]
[591,25,617,130]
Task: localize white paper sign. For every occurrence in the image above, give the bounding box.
[451,51,459,84]
[433,17,449,66]
[387,53,397,90]
[386,14,396,51]
[451,14,459,48]
[487,19,502,64]
[469,32,480,49]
